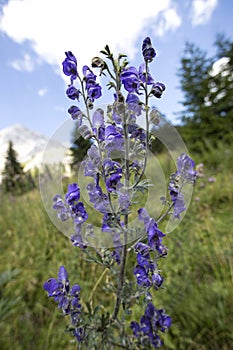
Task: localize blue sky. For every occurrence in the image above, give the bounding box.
[0,0,233,138]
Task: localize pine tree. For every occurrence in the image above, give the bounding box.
[177,34,233,152]
[1,141,35,195]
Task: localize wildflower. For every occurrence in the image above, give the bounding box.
[65,183,80,205]
[177,153,197,183]
[62,51,78,82]
[131,302,171,348]
[120,66,141,93]
[142,37,156,62]
[151,82,166,98]
[139,63,154,84]
[68,106,83,126]
[66,85,80,100]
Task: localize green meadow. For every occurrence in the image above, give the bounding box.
[0,143,232,349]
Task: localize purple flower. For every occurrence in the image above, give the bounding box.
[53,194,70,221]
[105,125,124,155]
[87,83,102,101]
[177,153,197,183]
[152,273,164,289]
[82,144,101,177]
[118,192,131,210]
[62,51,78,82]
[65,183,80,205]
[92,108,105,140]
[133,265,151,287]
[106,173,122,192]
[151,82,166,98]
[83,65,102,101]
[73,202,88,224]
[139,63,154,84]
[134,242,150,256]
[120,66,141,93]
[130,321,141,337]
[126,93,142,117]
[142,37,156,62]
[68,106,83,125]
[66,85,80,100]
[131,302,171,348]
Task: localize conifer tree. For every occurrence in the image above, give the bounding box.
[1,141,35,195]
[177,34,233,152]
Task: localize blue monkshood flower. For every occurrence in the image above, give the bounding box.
[130,321,142,337]
[66,85,80,100]
[87,84,102,101]
[53,194,70,221]
[104,125,124,155]
[83,65,102,101]
[74,327,86,342]
[78,124,92,140]
[62,51,78,82]
[120,66,141,93]
[112,231,122,265]
[142,37,156,62]
[131,302,171,348]
[68,106,83,126]
[151,82,166,98]
[70,231,87,249]
[152,273,164,289]
[86,181,110,214]
[72,202,88,224]
[177,153,197,183]
[138,207,150,225]
[139,63,154,85]
[82,144,101,177]
[65,183,80,205]
[118,192,131,210]
[106,173,122,192]
[92,108,105,140]
[128,124,146,144]
[126,93,142,117]
[133,265,151,287]
[146,219,165,250]
[134,242,150,256]
[83,65,97,87]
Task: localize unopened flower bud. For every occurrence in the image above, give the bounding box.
[150,108,160,125]
[91,57,107,70]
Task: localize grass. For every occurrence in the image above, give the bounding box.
[0,142,232,349]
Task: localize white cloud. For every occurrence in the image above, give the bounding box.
[9,53,35,72]
[0,0,182,76]
[155,8,182,37]
[38,88,47,97]
[191,0,218,26]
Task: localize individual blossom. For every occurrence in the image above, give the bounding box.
[52,194,70,221]
[66,85,80,100]
[68,106,83,126]
[120,66,141,93]
[177,153,197,184]
[92,108,105,140]
[82,144,101,178]
[139,63,154,85]
[62,51,78,82]
[142,37,156,62]
[126,93,142,118]
[83,65,102,101]
[104,125,124,155]
[70,224,87,249]
[65,183,80,205]
[150,82,166,98]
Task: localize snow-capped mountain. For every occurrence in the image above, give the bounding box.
[0,124,71,181]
